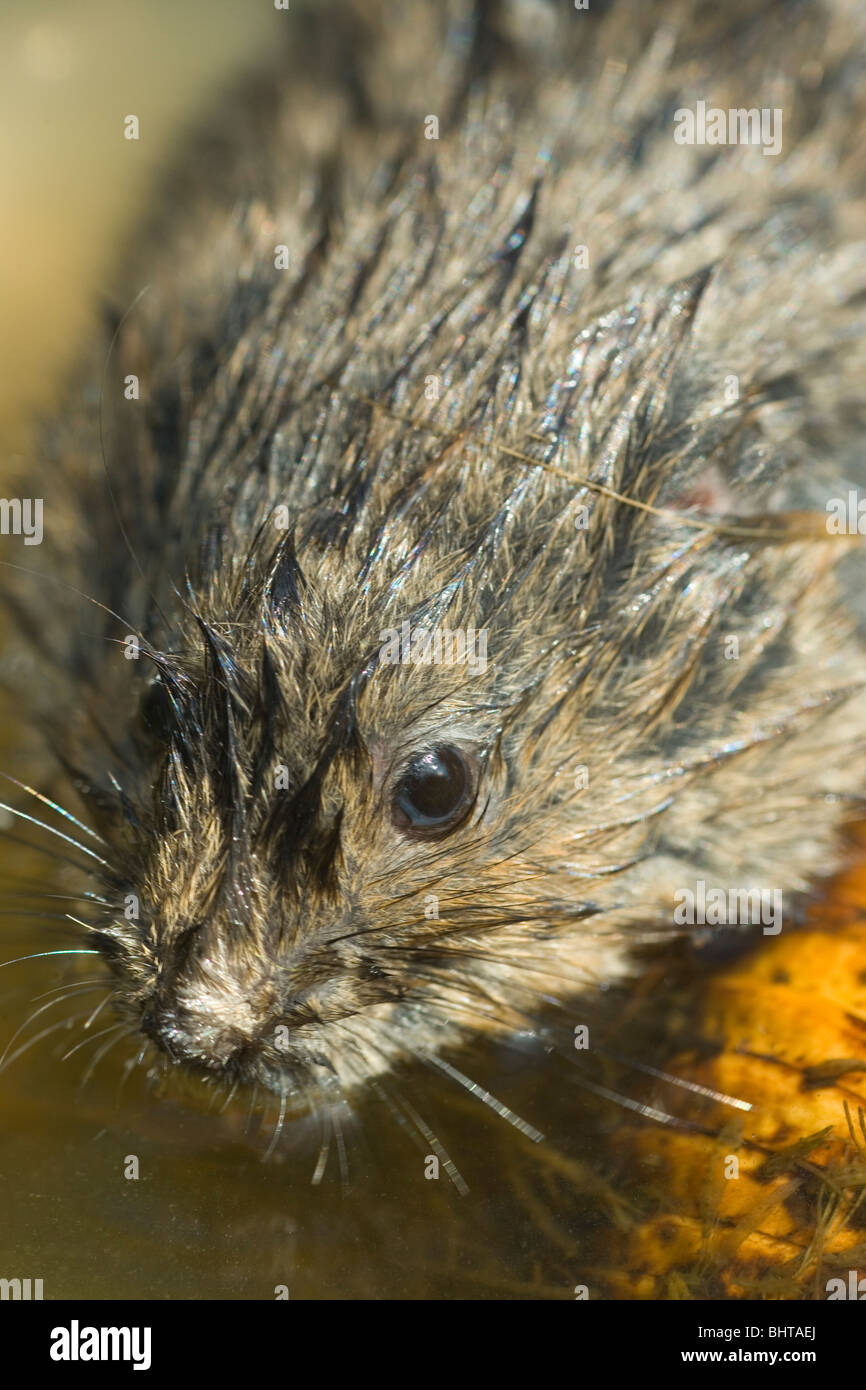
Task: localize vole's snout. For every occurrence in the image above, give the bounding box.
[138,934,279,1075]
[139,995,258,1073]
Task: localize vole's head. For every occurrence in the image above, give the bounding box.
[100,549,508,1096]
[90,506,596,1099]
[5,0,863,1127]
[73,264,866,1106]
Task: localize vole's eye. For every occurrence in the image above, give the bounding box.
[138,678,174,742]
[391,745,474,839]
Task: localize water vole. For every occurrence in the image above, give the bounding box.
[5,0,866,1118]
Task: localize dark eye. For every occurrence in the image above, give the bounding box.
[391,745,475,839]
[138,678,175,743]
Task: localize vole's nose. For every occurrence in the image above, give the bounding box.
[140,932,276,1071]
[139,997,255,1072]
[139,1000,183,1061]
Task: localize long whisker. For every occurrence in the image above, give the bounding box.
[0,909,96,922]
[416,992,733,1136]
[375,1080,469,1196]
[558,1066,719,1133]
[0,890,111,906]
[593,1047,753,1112]
[373,1016,545,1144]
[424,1053,544,1143]
[116,1043,149,1103]
[0,948,100,971]
[64,915,103,936]
[0,828,100,875]
[80,1025,132,1087]
[0,984,105,1066]
[33,975,105,1000]
[218,1079,239,1114]
[244,1084,260,1136]
[334,1016,469,1195]
[311,1107,332,1186]
[0,557,145,640]
[310,1068,354,1191]
[82,991,116,1031]
[0,802,114,869]
[404,963,554,1035]
[0,772,107,845]
[60,1021,128,1062]
[330,1096,350,1191]
[0,1015,78,1073]
[262,1091,288,1162]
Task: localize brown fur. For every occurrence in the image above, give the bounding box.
[6,0,866,1107]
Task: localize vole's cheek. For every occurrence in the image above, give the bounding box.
[286,973,387,1025]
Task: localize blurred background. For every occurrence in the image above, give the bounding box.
[0,0,279,450]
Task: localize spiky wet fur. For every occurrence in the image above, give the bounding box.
[9,0,866,1103]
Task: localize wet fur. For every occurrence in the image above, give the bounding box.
[8,0,866,1105]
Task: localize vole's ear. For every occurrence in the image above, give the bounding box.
[536,266,713,499]
[531,263,838,544]
[481,266,716,558]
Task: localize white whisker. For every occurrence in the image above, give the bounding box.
[0,1016,78,1073]
[262,1090,288,1161]
[0,948,100,971]
[0,985,104,1067]
[421,1051,545,1144]
[61,1021,127,1062]
[80,1025,131,1087]
[0,771,107,845]
[0,801,113,868]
